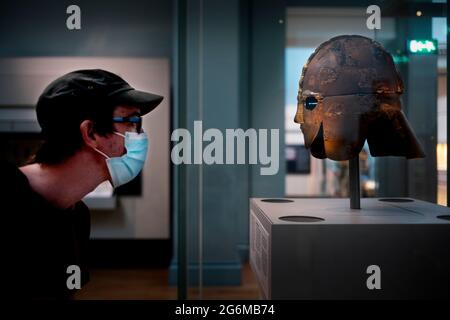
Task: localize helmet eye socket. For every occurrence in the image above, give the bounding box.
[304,96,318,110]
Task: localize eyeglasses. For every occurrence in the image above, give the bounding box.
[112,116,143,133]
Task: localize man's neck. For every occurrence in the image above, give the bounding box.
[20,150,108,209]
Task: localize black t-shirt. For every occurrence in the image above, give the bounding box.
[1,161,90,300]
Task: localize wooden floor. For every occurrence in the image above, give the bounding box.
[74,263,260,300]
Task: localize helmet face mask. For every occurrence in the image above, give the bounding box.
[295,35,425,161]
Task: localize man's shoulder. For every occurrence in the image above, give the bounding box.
[0,161,36,224]
[0,160,23,175]
[0,161,30,192]
[74,200,90,216]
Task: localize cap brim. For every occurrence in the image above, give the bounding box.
[112,89,164,115]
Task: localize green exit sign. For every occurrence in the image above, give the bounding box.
[407,39,438,54]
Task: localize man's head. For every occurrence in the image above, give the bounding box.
[295,35,425,161]
[33,69,163,176]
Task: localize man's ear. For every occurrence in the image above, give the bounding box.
[80,120,98,149]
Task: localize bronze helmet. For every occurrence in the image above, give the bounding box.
[294,35,425,161]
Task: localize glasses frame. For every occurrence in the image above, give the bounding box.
[112,116,143,133]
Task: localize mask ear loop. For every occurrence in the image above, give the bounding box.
[94,131,124,159]
[94,131,122,159]
[94,130,144,159]
[114,131,126,138]
[113,128,145,137]
[88,121,111,159]
[93,147,111,159]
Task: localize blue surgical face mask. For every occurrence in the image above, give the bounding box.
[94,131,148,188]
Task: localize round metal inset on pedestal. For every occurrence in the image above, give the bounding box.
[261,199,294,203]
[378,198,414,203]
[279,216,324,223]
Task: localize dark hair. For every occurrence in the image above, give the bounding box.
[30,101,116,165]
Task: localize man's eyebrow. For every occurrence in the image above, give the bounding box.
[124,111,141,117]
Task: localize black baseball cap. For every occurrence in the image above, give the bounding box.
[36,69,163,135]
